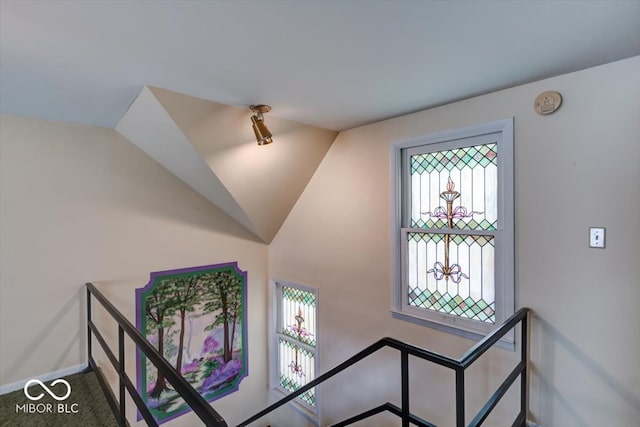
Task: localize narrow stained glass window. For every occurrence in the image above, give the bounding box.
[275,283,318,411]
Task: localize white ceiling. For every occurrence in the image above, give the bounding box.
[1,0,639,131]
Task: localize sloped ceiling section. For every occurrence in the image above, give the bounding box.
[116,86,338,243]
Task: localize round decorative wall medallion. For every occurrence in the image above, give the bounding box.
[534,91,562,115]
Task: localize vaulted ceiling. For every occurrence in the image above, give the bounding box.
[2,1,639,242]
[116,87,337,243]
[2,1,639,131]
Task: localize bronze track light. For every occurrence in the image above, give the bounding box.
[250,104,273,145]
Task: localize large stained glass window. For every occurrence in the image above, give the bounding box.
[274,281,318,415]
[407,142,498,324]
[393,119,514,340]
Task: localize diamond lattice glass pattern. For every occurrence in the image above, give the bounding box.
[278,338,316,406]
[407,232,496,323]
[282,286,316,346]
[410,143,497,230]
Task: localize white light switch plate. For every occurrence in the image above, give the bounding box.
[589,227,605,248]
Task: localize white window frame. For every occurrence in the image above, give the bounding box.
[390,118,515,347]
[269,279,320,424]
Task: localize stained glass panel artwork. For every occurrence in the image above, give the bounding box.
[406,232,495,323]
[279,338,316,406]
[278,285,317,407]
[282,286,316,347]
[410,143,497,230]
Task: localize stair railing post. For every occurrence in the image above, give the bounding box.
[401,348,409,427]
[455,367,465,427]
[119,325,126,426]
[87,288,92,363]
[520,313,528,425]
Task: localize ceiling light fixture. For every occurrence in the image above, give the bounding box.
[250,104,273,145]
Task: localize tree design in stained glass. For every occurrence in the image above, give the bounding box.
[410,143,497,230]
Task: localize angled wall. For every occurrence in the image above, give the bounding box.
[117,87,338,243]
[115,87,261,240]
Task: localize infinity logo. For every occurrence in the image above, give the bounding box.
[23,379,72,401]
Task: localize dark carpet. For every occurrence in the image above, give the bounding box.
[0,371,119,427]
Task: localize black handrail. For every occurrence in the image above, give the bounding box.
[86,278,528,427]
[86,282,228,427]
[238,307,529,427]
[332,402,436,427]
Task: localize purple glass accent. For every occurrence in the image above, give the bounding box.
[426,262,470,284]
[288,361,306,377]
[424,206,482,221]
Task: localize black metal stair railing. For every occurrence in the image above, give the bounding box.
[238,307,530,427]
[86,279,528,427]
[85,282,228,427]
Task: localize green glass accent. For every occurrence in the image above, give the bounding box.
[410,143,497,175]
[452,235,466,244]
[408,232,446,244]
[472,235,494,247]
[431,219,448,228]
[412,218,448,229]
[414,214,497,232]
[409,232,494,249]
[413,218,427,228]
[410,142,498,231]
[283,286,316,306]
[279,338,316,406]
[283,329,315,347]
[280,338,315,358]
[407,287,495,323]
[478,219,494,230]
[282,285,316,346]
[279,374,316,406]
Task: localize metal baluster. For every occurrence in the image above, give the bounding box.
[401,349,409,427]
[521,314,528,425]
[119,326,125,426]
[87,288,92,363]
[456,368,465,427]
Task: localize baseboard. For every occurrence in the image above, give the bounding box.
[0,363,88,395]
